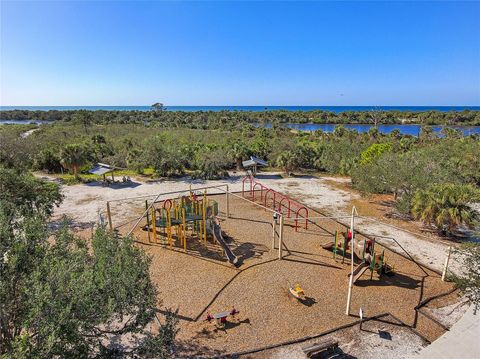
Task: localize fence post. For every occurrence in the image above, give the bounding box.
[107,201,113,231]
[226,185,230,218]
[145,200,151,242]
[442,246,452,281]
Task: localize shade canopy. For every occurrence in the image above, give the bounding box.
[88,163,122,176]
[242,156,268,168]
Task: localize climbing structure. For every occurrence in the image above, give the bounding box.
[322,229,394,283]
[145,190,238,265]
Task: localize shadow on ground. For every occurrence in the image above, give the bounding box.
[85,181,142,189]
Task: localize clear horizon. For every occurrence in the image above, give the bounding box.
[2,105,480,108]
[1,1,479,106]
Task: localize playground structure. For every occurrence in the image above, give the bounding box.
[322,230,394,284]
[206,306,240,326]
[104,180,454,355]
[289,283,306,301]
[143,189,239,265]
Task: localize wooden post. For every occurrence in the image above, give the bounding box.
[106,201,113,231]
[359,308,363,331]
[145,200,151,242]
[278,214,284,259]
[182,208,187,253]
[442,246,452,281]
[346,206,356,315]
[203,198,207,242]
[226,185,230,218]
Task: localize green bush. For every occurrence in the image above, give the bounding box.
[34,148,63,173]
[192,148,231,179]
[360,143,392,165]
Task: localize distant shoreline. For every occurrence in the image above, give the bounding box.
[1,105,479,113]
[1,107,479,128]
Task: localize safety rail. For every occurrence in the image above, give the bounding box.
[242,175,308,230]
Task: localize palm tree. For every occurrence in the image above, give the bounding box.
[276,150,299,175]
[412,183,480,234]
[60,144,88,179]
[230,141,250,170]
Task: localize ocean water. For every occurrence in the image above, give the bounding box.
[1,105,479,113]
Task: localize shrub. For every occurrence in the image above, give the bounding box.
[359,143,392,165]
[34,148,63,173]
[192,148,231,179]
[411,183,480,233]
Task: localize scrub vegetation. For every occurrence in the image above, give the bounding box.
[1,110,479,234]
[1,110,479,356]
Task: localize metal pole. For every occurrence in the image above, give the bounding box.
[278,214,284,260]
[272,213,277,249]
[442,246,452,281]
[145,200,151,242]
[346,206,356,315]
[106,201,113,231]
[226,184,230,218]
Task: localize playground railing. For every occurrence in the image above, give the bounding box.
[241,175,308,231]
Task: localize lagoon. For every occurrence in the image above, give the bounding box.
[265,123,480,136]
[0,120,51,125]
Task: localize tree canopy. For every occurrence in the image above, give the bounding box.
[0,167,177,357]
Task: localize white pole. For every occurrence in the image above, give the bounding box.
[442,246,452,281]
[226,184,230,218]
[346,206,356,315]
[278,214,284,259]
[272,213,277,249]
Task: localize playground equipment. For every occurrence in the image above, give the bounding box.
[349,237,394,284]
[322,229,393,284]
[146,190,239,265]
[146,192,209,249]
[289,283,306,300]
[205,306,239,326]
[322,230,352,263]
[208,215,239,265]
[242,175,309,231]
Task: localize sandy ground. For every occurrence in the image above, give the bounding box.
[115,194,451,356]
[245,314,428,359]
[43,171,462,275]
[39,172,470,357]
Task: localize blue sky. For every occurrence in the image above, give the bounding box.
[1,1,479,106]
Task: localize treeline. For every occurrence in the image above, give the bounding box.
[1,108,479,127]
